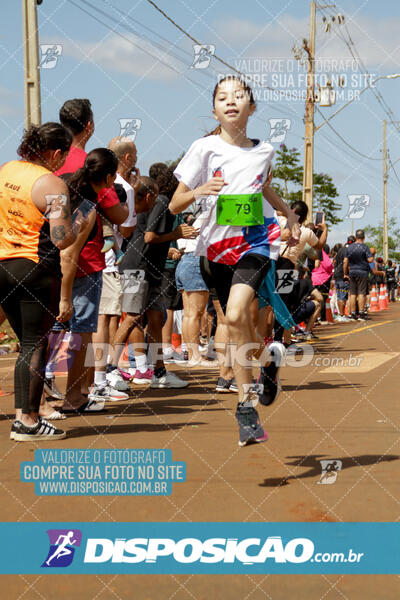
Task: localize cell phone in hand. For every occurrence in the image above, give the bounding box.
[71,199,95,223]
[315,210,324,226]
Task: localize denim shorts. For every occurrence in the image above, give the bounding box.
[335,279,349,302]
[53,270,103,333]
[175,253,208,292]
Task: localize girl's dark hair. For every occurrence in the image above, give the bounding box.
[205,75,256,137]
[149,162,168,180]
[66,148,118,210]
[290,200,308,224]
[17,122,72,162]
[149,163,178,200]
[135,176,158,199]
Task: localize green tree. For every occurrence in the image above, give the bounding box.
[364,218,400,261]
[271,144,342,226]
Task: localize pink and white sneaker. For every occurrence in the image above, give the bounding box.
[118,368,133,382]
[133,369,154,385]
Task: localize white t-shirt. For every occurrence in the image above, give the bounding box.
[174,135,281,264]
[104,173,137,273]
[278,216,319,265]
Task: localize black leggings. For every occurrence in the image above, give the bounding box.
[0,259,60,414]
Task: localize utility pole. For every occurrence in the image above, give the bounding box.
[22,0,42,129]
[382,119,389,262]
[302,1,316,218]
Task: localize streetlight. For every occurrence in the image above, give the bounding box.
[315,74,400,132]
[315,73,400,261]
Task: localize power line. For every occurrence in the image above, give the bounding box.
[144,0,276,88]
[388,151,400,188]
[72,0,306,124]
[315,105,382,161]
[318,6,400,135]
[69,0,213,94]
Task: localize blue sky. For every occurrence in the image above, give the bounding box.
[2,0,400,247]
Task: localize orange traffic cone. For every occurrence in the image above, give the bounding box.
[369,285,380,312]
[325,299,334,323]
[171,332,182,350]
[379,285,388,310]
[383,284,389,308]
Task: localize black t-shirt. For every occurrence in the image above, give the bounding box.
[386,266,396,282]
[334,246,347,281]
[120,195,175,285]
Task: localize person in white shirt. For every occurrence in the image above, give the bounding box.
[170,75,300,447]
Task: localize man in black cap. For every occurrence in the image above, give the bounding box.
[343,229,373,321]
[334,235,355,322]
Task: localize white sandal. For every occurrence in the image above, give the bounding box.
[40,410,67,420]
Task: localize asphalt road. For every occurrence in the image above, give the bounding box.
[0,305,399,598]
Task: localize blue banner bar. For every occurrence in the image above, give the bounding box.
[0,523,398,574]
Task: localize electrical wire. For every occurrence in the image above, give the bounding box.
[70,0,306,124]
[318,6,400,134]
[316,106,382,161]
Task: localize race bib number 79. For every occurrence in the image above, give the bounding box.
[216,193,263,227]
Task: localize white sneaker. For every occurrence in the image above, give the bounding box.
[150,371,189,388]
[106,368,130,392]
[89,384,129,402]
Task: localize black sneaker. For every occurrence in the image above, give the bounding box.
[358,312,370,321]
[229,377,238,392]
[235,401,268,447]
[13,418,66,442]
[215,377,232,393]
[10,420,23,440]
[257,342,284,406]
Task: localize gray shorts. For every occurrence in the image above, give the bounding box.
[99,271,122,316]
[121,270,165,314]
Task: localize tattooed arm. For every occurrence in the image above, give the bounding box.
[31,174,81,249]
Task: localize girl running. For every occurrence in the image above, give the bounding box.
[170,75,300,446]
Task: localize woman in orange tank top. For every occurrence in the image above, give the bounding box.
[0,123,83,441]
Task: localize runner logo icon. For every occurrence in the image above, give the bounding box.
[317,460,342,485]
[41,529,82,568]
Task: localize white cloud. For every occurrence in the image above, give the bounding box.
[216,14,400,70]
[60,33,182,81]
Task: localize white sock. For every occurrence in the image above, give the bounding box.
[94,371,107,387]
[135,354,148,373]
[181,342,188,352]
[107,354,111,364]
[45,371,54,380]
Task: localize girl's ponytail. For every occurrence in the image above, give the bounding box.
[65,148,118,210]
[204,124,222,137]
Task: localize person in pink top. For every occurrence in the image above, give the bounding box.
[312,244,333,322]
